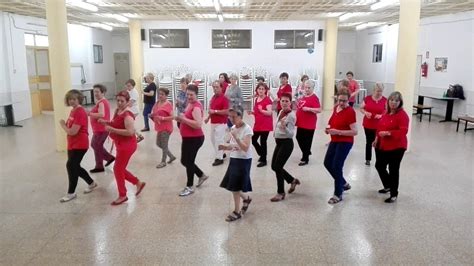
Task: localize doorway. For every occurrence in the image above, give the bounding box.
[415,55,422,97]
[114,53,130,93]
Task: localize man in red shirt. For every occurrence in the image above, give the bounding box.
[346,71,360,107]
[205,81,230,166]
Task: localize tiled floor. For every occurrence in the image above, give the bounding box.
[0,108,472,265]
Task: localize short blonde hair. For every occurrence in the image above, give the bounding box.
[64,89,84,106]
[146,73,155,81]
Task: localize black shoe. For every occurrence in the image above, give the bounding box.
[89,168,104,173]
[378,188,390,194]
[384,196,397,203]
[212,159,224,166]
[343,183,351,191]
[258,157,263,162]
[298,161,308,166]
[223,154,227,159]
[105,157,115,167]
[365,160,370,166]
[140,128,150,132]
[257,161,267,167]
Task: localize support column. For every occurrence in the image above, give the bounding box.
[322,18,338,110]
[129,20,144,110]
[45,0,71,151]
[394,0,421,149]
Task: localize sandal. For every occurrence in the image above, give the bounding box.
[241,196,252,214]
[225,211,242,222]
[270,193,285,202]
[288,178,301,194]
[328,195,342,204]
[135,182,146,196]
[111,196,128,206]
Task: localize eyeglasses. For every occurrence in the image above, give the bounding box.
[280,100,290,103]
[337,99,348,103]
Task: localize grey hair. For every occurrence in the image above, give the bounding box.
[374,82,384,91]
[212,80,220,86]
[304,79,315,89]
[146,73,155,81]
[229,73,238,80]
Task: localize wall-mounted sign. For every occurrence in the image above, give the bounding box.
[426,51,429,59]
[434,57,448,72]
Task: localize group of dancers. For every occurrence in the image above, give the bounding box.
[59,71,409,222]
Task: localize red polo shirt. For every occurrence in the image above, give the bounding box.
[209,93,229,124]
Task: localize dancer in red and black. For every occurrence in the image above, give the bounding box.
[360,83,387,166]
[374,91,409,203]
[295,80,321,166]
[270,93,300,202]
[274,72,292,115]
[99,90,146,205]
[59,90,97,203]
[324,88,358,204]
[248,83,272,167]
[89,84,115,173]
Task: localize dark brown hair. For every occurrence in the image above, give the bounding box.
[280,92,292,101]
[93,84,107,94]
[125,79,136,87]
[64,89,84,106]
[346,71,354,77]
[186,84,199,95]
[158,87,170,96]
[337,88,351,98]
[279,72,289,79]
[116,90,130,101]
[300,74,309,82]
[180,77,189,84]
[387,91,404,113]
[219,73,230,83]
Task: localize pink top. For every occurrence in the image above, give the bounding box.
[180,101,204,137]
[253,96,273,132]
[151,101,173,134]
[348,79,360,103]
[90,98,111,133]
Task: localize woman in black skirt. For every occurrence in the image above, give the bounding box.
[219,107,253,222]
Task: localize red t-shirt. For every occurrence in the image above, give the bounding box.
[66,106,89,150]
[209,94,229,124]
[362,96,387,129]
[348,79,359,103]
[221,81,229,94]
[376,109,409,151]
[90,98,111,133]
[109,110,137,150]
[276,84,292,110]
[253,96,273,132]
[180,101,204,137]
[296,94,321,130]
[328,106,357,143]
[151,101,173,133]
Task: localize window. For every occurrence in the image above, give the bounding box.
[274,30,314,49]
[373,44,383,63]
[149,29,189,48]
[24,34,49,47]
[93,45,103,63]
[25,34,35,46]
[212,29,252,49]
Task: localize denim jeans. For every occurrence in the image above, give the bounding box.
[324,142,353,198]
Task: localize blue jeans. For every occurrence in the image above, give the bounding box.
[143,103,153,129]
[324,142,353,198]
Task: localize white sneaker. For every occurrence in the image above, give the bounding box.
[84,182,97,194]
[196,175,209,188]
[179,187,194,197]
[60,193,77,203]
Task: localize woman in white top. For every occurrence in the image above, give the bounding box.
[125,79,144,142]
[219,107,253,222]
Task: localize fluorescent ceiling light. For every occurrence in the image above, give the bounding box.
[323,12,345,17]
[98,13,129,23]
[86,0,118,7]
[185,0,246,7]
[339,22,363,27]
[184,0,214,7]
[103,22,127,28]
[195,13,218,19]
[68,0,98,12]
[307,42,314,45]
[223,35,227,39]
[371,0,399,10]
[343,0,376,6]
[304,32,313,37]
[151,44,162,48]
[339,12,372,21]
[158,34,166,39]
[217,13,224,22]
[356,22,384,30]
[88,22,113,31]
[220,0,246,7]
[223,14,245,19]
[121,13,139,18]
[275,42,287,46]
[214,0,221,12]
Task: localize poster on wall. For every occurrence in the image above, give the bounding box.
[434,57,448,72]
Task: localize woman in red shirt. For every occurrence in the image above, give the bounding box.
[373,91,409,203]
[59,90,97,203]
[150,88,176,169]
[100,90,146,205]
[295,80,321,166]
[88,84,115,173]
[346,71,360,107]
[324,88,358,204]
[360,83,387,166]
[175,85,209,197]
[219,73,230,94]
[274,72,293,115]
[248,83,273,167]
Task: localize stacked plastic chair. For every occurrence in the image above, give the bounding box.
[157,68,174,103]
[192,71,208,107]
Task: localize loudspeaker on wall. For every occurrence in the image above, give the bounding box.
[318,29,323,42]
[141,29,146,41]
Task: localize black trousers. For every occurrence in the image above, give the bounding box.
[252,131,269,162]
[66,149,94,194]
[364,128,377,161]
[181,136,204,187]
[296,127,315,162]
[375,148,405,197]
[271,138,295,194]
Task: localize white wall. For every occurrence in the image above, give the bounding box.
[335,30,356,80]
[0,12,115,121]
[344,11,473,117]
[111,32,130,53]
[141,20,325,81]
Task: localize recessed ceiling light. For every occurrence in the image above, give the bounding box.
[370,0,399,10]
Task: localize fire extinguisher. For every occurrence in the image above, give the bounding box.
[421,62,428,77]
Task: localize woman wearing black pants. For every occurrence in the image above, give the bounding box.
[249,83,273,167]
[175,85,209,197]
[373,91,409,203]
[360,83,387,166]
[59,90,97,203]
[270,93,300,202]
